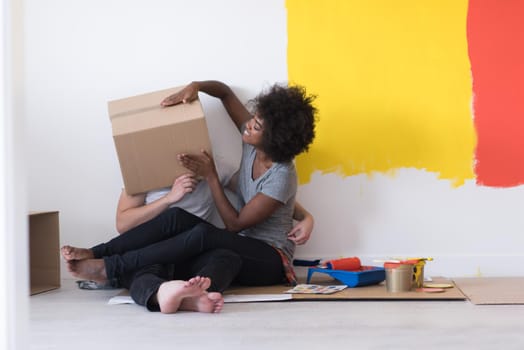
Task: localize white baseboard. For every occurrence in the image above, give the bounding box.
[293,255,524,278]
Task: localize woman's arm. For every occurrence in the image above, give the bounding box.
[287,201,314,245]
[161,81,252,131]
[207,170,281,232]
[178,151,281,232]
[116,173,198,233]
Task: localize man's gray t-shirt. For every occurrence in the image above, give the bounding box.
[237,142,297,261]
[144,155,235,226]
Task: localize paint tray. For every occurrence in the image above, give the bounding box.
[306,266,386,287]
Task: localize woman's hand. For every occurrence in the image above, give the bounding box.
[161,82,199,107]
[178,150,217,181]
[287,212,314,245]
[165,173,199,204]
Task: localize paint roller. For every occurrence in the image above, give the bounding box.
[323,257,361,271]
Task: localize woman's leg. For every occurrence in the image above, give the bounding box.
[176,249,243,293]
[125,264,170,310]
[91,207,205,258]
[128,267,223,314]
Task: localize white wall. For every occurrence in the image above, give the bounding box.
[2,0,29,349]
[23,0,524,280]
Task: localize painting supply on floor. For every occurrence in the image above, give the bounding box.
[292,259,321,267]
[323,257,361,271]
[416,287,445,293]
[423,283,454,289]
[377,257,433,289]
[412,260,425,288]
[384,261,415,292]
[306,266,385,287]
[407,257,433,288]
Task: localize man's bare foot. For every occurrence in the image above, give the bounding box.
[180,292,224,313]
[67,259,107,284]
[61,245,94,261]
[156,276,210,314]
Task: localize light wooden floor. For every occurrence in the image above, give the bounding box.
[29,279,524,350]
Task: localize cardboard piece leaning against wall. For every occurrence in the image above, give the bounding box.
[108,86,212,195]
[29,211,60,295]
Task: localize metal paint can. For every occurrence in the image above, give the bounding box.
[412,260,425,288]
[385,263,414,292]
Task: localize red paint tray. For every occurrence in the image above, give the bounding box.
[306,266,386,287]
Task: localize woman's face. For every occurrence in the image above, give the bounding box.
[242,115,265,147]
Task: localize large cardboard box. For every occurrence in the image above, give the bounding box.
[29,211,60,295]
[108,86,212,195]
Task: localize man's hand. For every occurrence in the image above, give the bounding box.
[165,173,199,204]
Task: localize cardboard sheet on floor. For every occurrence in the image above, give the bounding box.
[453,277,524,305]
[107,276,466,305]
[107,289,292,304]
[224,277,466,301]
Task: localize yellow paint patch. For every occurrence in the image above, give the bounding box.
[287,0,476,186]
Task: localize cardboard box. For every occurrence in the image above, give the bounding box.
[29,211,60,295]
[108,86,212,195]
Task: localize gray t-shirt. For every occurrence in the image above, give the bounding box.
[145,155,235,224]
[237,141,297,261]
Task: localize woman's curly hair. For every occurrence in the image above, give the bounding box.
[252,84,317,163]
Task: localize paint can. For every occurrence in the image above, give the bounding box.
[385,262,414,292]
[412,260,425,288]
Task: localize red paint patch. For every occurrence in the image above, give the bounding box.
[468,0,524,187]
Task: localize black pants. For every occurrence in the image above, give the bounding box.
[91,208,284,308]
[122,248,242,311]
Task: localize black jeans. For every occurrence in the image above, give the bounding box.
[122,248,242,311]
[91,208,284,304]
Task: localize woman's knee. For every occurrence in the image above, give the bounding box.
[186,223,221,249]
[211,248,242,267]
[203,249,242,293]
[188,223,214,239]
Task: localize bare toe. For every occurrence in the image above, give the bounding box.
[199,277,211,290]
[186,276,201,287]
[208,292,224,313]
[60,246,94,261]
[61,245,73,261]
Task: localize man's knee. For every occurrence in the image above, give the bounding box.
[160,207,190,224]
[158,207,202,235]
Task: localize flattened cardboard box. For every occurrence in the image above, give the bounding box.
[224,276,466,301]
[108,86,212,195]
[453,277,524,304]
[29,211,60,295]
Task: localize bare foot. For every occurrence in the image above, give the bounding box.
[61,245,94,261]
[191,275,211,291]
[67,259,107,284]
[156,276,210,314]
[179,291,224,313]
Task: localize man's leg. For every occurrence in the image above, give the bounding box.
[90,207,206,258]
